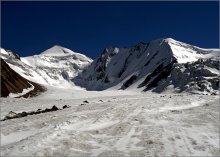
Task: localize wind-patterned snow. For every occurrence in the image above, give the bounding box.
[1,87,219,156]
[1,130,38,146]
[159,100,206,112]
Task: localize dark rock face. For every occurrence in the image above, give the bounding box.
[1,59,45,97]
[121,75,137,89]
[138,63,164,88]
[1,58,31,97]
[118,55,131,78]
[144,59,177,91]
[11,52,21,60]
[153,59,220,94]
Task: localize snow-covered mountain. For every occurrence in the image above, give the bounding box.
[0,46,92,88]
[74,38,219,95]
[1,38,219,95]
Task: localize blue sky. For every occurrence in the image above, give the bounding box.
[1,1,219,59]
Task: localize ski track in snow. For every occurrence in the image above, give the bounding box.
[0,88,219,156]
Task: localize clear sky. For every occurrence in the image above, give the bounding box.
[1,1,219,59]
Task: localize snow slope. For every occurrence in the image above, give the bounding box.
[74,38,219,94]
[1,88,219,156]
[0,46,92,88]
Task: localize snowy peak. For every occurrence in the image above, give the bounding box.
[1,46,93,88]
[40,45,75,56]
[157,37,177,43]
[74,39,176,90]
[39,45,90,59]
[165,39,219,63]
[75,38,219,94]
[141,37,219,63]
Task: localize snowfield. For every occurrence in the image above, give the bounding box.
[1,87,219,156]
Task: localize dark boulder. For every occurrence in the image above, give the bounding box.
[51,105,59,111]
[5,111,17,119]
[21,112,28,117]
[83,100,89,103]
[63,105,71,109]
